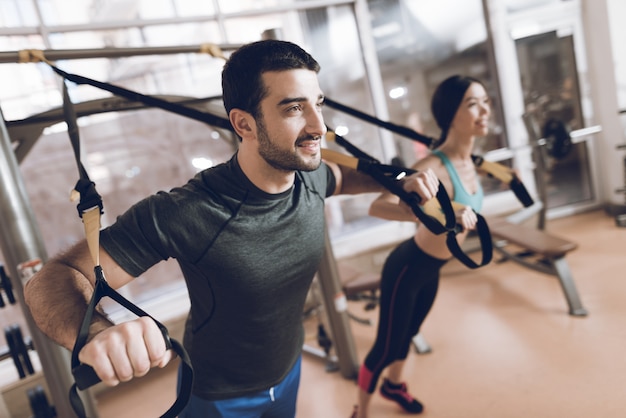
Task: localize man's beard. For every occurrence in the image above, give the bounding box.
[256,118,321,172]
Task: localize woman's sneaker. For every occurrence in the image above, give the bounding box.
[379,378,424,414]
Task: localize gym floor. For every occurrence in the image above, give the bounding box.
[93,208,626,417]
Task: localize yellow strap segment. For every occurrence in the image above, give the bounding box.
[81,207,101,267]
[422,200,465,225]
[475,159,513,184]
[320,148,359,170]
[199,43,225,59]
[327,129,512,186]
[321,148,467,223]
[17,49,49,64]
[325,131,337,142]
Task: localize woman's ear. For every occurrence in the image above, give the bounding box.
[229,109,256,140]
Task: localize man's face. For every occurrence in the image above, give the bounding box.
[254,69,326,172]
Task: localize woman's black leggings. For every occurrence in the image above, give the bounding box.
[358,238,448,393]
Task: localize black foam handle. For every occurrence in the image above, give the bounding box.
[510,177,535,207]
[72,363,102,391]
[72,325,173,390]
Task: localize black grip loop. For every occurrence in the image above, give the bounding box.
[69,266,193,418]
[510,176,534,208]
[326,133,492,269]
[361,161,456,235]
[445,212,493,269]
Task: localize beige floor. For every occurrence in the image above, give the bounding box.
[96,208,626,418]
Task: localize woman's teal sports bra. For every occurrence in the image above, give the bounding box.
[432,149,483,212]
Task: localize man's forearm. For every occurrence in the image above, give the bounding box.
[337,165,385,195]
[24,260,113,350]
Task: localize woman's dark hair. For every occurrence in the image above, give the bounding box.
[430,75,483,146]
[221,39,320,119]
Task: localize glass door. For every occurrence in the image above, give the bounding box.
[504,0,602,218]
[515,30,595,211]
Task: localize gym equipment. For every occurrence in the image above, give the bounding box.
[323,97,535,208]
[4,324,35,379]
[27,385,56,418]
[322,99,589,317]
[49,66,194,418]
[542,118,572,159]
[321,141,493,270]
[614,110,626,226]
[0,264,16,307]
[338,263,380,325]
[487,214,586,316]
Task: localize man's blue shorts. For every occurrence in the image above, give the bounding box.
[177,356,302,418]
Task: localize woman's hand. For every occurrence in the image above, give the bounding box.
[456,205,478,231]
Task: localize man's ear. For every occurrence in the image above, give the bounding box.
[229,109,256,140]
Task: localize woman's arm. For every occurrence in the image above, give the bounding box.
[368,155,442,223]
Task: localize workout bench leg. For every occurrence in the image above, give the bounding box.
[551,256,588,317]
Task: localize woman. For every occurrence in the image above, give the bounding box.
[351,75,491,418]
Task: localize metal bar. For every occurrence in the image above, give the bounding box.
[0,44,243,64]
[551,257,588,317]
[315,229,359,380]
[354,0,397,163]
[0,0,356,37]
[0,108,99,416]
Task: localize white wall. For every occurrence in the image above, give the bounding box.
[581,0,625,209]
[608,0,626,112]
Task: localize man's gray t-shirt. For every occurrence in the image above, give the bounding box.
[100,153,336,400]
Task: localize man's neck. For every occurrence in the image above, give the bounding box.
[236,148,295,194]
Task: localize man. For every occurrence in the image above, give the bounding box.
[24,39,439,417]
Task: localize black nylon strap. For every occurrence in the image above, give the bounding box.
[356,159,455,235]
[470,155,534,207]
[69,267,193,418]
[61,80,104,219]
[324,131,454,234]
[55,72,193,418]
[52,64,232,131]
[366,159,492,269]
[324,97,533,208]
[445,214,493,268]
[44,69,532,211]
[325,133,492,269]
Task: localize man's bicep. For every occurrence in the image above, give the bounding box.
[99,246,136,289]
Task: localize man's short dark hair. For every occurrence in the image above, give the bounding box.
[221,40,321,118]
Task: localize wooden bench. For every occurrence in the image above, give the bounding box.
[486,216,587,316]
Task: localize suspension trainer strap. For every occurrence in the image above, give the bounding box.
[324,97,533,207]
[57,76,193,418]
[46,63,232,131]
[320,144,454,235]
[322,147,492,269]
[421,200,493,269]
[324,97,436,145]
[470,155,534,207]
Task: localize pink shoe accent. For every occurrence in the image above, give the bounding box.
[380,379,424,414]
[357,364,373,392]
[382,382,414,404]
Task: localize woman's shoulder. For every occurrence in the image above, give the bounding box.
[411,153,444,172]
